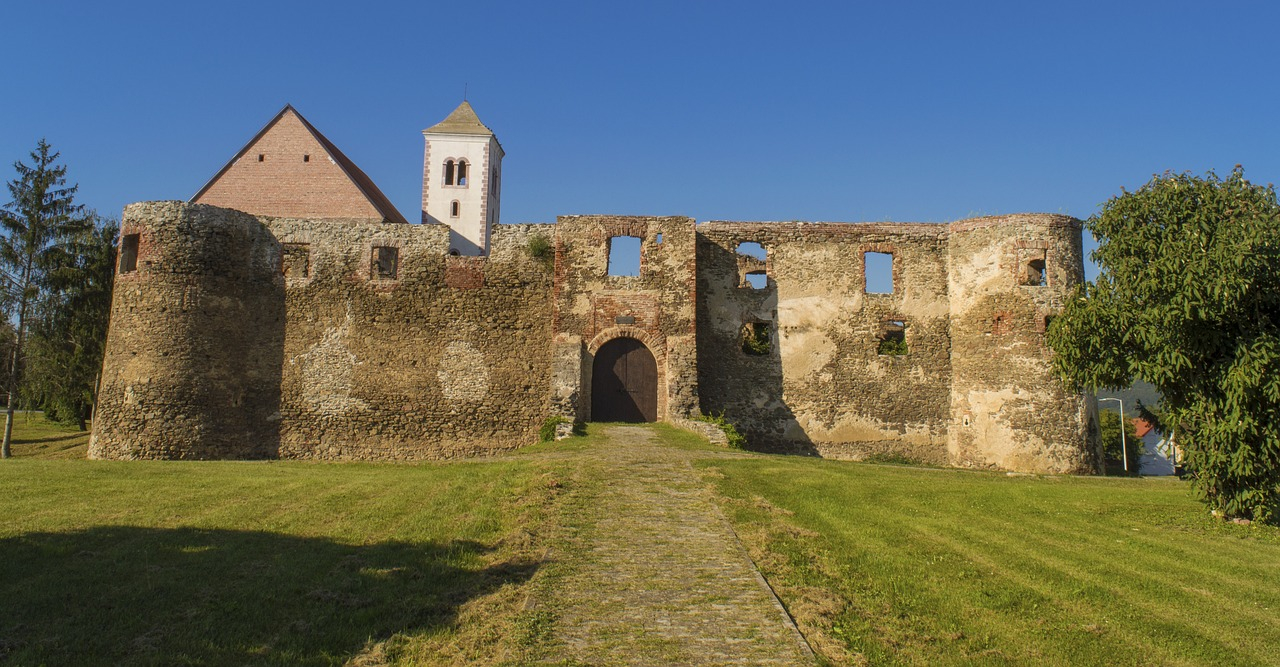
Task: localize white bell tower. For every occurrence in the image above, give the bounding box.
[421,101,504,255]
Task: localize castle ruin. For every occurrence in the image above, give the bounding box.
[88,103,1100,474]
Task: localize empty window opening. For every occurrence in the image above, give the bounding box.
[1039,313,1056,335]
[742,322,772,356]
[457,160,469,186]
[1023,258,1047,286]
[281,243,310,279]
[992,311,1012,336]
[865,252,894,294]
[257,154,264,162]
[607,236,642,277]
[303,154,310,163]
[119,234,140,274]
[444,159,456,185]
[878,319,908,355]
[655,233,663,244]
[450,200,460,218]
[736,241,766,261]
[373,246,399,280]
[736,242,768,288]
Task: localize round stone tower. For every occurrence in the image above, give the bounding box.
[89,201,286,460]
[946,214,1100,474]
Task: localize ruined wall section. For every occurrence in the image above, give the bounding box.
[551,215,698,421]
[91,201,555,461]
[268,219,554,459]
[89,202,286,459]
[697,222,952,463]
[947,214,1098,473]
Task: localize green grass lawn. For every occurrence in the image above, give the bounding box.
[700,456,1280,666]
[0,420,574,666]
[5,417,1278,666]
[5,411,90,458]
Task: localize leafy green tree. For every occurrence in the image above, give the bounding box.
[1097,408,1141,476]
[0,140,90,458]
[22,215,117,430]
[1047,167,1280,522]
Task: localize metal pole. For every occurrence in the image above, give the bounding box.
[1099,397,1129,473]
[1119,401,1128,472]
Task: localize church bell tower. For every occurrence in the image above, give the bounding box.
[421,101,504,255]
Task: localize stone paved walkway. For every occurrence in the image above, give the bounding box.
[537,426,814,666]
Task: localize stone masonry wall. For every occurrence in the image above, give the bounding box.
[91,202,554,461]
[551,216,699,422]
[91,202,1094,474]
[90,202,286,459]
[947,215,1100,473]
[697,222,953,463]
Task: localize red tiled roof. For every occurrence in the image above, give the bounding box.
[1132,418,1154,438]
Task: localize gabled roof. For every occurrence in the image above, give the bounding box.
[424,101,495,136]
[1132,418,1155,438]
[191,104,408,224]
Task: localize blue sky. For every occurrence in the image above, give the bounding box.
[4,1,1279,282]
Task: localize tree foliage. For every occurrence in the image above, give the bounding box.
[0,140,91,457]
[22,214,117,429]
[1047,168,1280,522]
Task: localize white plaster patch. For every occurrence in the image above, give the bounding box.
[293,308,368,414]
[438,340,489,405]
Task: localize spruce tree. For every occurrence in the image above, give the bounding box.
[0,140,90,458]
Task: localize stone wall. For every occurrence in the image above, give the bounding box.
[697,222,953,463]
[946,215,1100,473]
[91,203,1095,474]
[90,202,286,459]
[550,215,700,422]
[90,202,555,461]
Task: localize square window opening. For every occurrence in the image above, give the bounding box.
[865,251,894,294]
[878,319,908,355]
[1017,248,1048,287]
[607,236,642,277]
[744,271,768,289]
[742,322,772,356]
[119,234,140,274]
[303,154,310,163]
[257,154,264,162]
[373,246,399,280]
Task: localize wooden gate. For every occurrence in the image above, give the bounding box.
[591,337,658,422]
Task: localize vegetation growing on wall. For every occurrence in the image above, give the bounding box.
[741,322,771,356]
[526,234,554,269]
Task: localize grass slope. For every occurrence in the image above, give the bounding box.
[0,447,571,665]
[701,456,1280,666]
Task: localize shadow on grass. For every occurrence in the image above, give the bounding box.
[0,526,539,665]
[12,431,87,445]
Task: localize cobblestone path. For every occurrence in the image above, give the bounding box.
[537,425,813,666]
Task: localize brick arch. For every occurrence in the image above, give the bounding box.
[587,326,668,421]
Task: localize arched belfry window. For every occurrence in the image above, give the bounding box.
[444,160,456,186]
[457,160,469,186]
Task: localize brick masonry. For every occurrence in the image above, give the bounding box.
[194,110,388,222]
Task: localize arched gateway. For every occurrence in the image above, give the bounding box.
[591,337,658,422]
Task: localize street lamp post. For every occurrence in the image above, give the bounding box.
[1099,397,1129,473]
